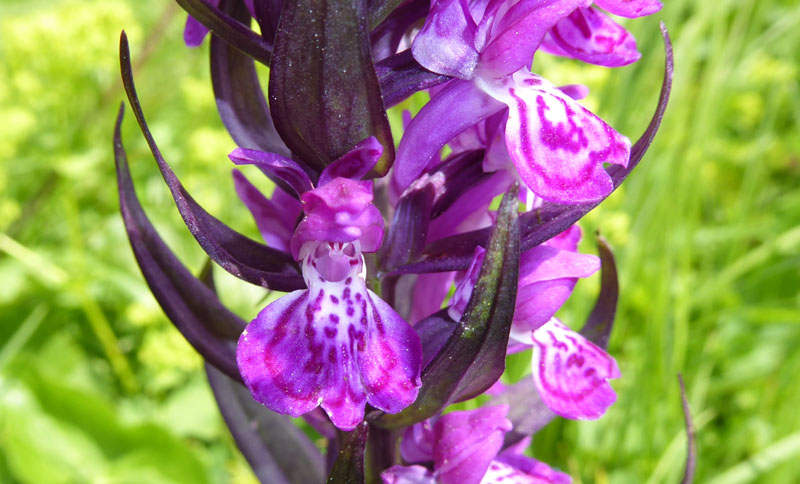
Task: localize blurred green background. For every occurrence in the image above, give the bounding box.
[1,0,798,483]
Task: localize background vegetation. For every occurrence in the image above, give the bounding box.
[1,0,798,483]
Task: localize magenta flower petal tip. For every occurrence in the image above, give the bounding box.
[531,319,620,420]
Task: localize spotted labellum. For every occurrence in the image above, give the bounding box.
[113,0,683,482]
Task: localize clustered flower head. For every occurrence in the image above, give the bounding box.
[114,0,673,482]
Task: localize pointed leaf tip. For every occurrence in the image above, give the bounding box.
[579,234,618,349]
[114,103,243,380]
[679,375,697,484]
[118,33,304,292]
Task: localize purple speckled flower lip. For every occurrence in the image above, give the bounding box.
[116,0,677,481]
[236,143,423,430]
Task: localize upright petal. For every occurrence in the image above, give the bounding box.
[480,70,630,204]
[229,147,314,197]
[232,170,300,252]
[318,137,382,186]
[184,15,211,47]
[513,230,600,332]
[291,178,384,258]
[393,79,505,192]
[476,0,587,78]
[594,0,662,18]
[549,7,640,67]
[412,0,480,79]
[531,319,620,419]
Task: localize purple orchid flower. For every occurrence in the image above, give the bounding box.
[539,0,664,68]
[236,141,423,430]
[449,225,619,420]
[382,405,571,484]
[391,0,661,204]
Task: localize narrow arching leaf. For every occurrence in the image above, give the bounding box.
[269,0,395,175]
[206,364,326,484]
[392,25,673,273]
[373,184,520,429]
[210,0,291,158]
[119,32,304,292]
[579,235,618,347]
[114,103,242,381]
[679,374,697,484]
[175,0,273,66]
[326,423,369,484]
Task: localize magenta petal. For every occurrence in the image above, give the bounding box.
[409,272,457,324]
[393,79,505,192]
[229,147,314,197]
[359,289,423,413]
[550,7,641,67]
[594,0,662,18]
[412,0,480,79]
[238,243,422,430]
[184,15,211,47]
[476,0,587,78]
[433,406,512,484]
[482,70,631,204]
[291,178,384,258]
[401,419,435,463]
[481,460,572,484]
[513,241,600,331]
[237,290,322,418]
[318,137,383,186]
[232,170,300,252]
[382,465,437,484]
[531,319,620,420]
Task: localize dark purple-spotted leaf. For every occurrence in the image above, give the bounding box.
[175,0,273,66]
[495,234,620,443]
[206,363,326,484]
[370,0,427,60]
[119,32,304,292]
[375,50,451,108]
[679,374,697,484]
[372,184,519,429]
[580,235,618,348]
[114,103,242,381]
[210,0,291,158]
[392,24,673,274]
[269,0,394,176]
[326,422,369,484]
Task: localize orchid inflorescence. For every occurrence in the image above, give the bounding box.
[113,0,676,482]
